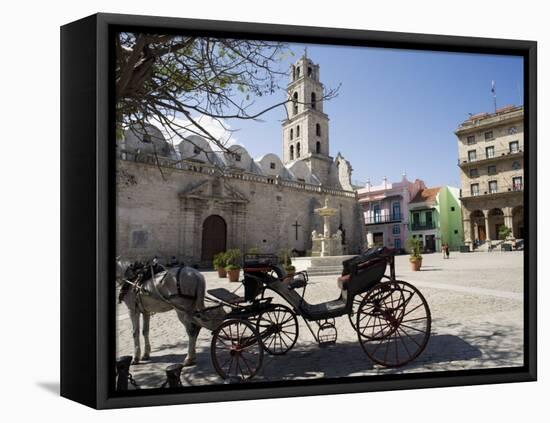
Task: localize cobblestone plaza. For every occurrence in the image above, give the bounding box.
[116,251,524,389]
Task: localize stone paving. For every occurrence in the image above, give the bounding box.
[116,251,524,389]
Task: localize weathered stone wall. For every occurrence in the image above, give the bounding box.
[117,158,364,264]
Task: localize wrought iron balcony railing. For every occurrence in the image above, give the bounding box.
[458,146,523,166]
[364,213,403,225]
[409,222,436,231]
[461,183,524,198]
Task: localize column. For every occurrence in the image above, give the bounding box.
[463,217,472,245]
[484,210,491,242]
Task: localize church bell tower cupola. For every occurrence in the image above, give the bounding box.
[282,52,332,185]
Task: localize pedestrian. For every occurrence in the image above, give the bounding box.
[441,243,447,259]
[445,244,450,259]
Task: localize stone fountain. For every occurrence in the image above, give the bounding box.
[311,197,343,257]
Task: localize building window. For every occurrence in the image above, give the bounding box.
[512,161,521,170]
[469,168,478,177]
[311,92,317,109]
[392,202,401,220]
[270,162,276,169]
[486,146,495,159]
[142,134,152,143]
[392,225,400,235]
[471,183,479,196]
[467,135,476,145]
[394,238,401,250]
[296,142,301,158]
[513,176,523,191]
[489,180,498,194]
[484,131,494,140]
[454,229,459,234]
[235,154,241,162]
[451,206,455,212]
[290,128,294,140]
[292,92,298,115]
[468,150,477,162]
[509,141,519,153]
[316,141,321,154]
[488,165,497,175]
[296,67,300,78]
[316,123,321,136]
[296,125,300,137]
[509,126,518,135]
[308,66,312,77]
[290,145,294,160]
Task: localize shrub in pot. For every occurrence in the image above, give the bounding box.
[406,237,423,271]
[225,264,241,282]
[213,252,228,278]
[224,249,242,282]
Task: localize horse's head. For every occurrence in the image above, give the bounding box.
[115,258,143,286]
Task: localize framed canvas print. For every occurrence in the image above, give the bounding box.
[60,13,537,409]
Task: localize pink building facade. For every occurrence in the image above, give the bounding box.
[357,175,426,251]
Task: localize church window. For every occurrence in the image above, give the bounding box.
[311,92,317,109]
[296,142,301,158]
[292,66,296,80]
[142,134,152,143]
[296,67,301,78]
[235,154,241,162]
[296,125,300,137]
[270,162,276,169]
[290,145,294,160]
[293,92,299,115]
[193,146,201,154]
[316,123,321,136]
[290,128,294,140]
[308,66,312,77]
[316,141,321,154]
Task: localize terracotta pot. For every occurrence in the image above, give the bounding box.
[227,268,241,282]
[410,258,422,271]
[216,267,227,278]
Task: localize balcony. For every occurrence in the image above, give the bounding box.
[365,213,402,225]
[460,183,524,199]
[409,222,436,231]
[458,146,523,167]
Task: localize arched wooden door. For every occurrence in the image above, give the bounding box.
[201,215,227,262]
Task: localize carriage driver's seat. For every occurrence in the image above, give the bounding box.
[337,249,389,294]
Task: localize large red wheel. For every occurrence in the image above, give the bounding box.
[356,280,431,367]
[211,319,264,381]
[256,304,299,355]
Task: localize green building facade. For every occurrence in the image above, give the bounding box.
[408,186,464,252]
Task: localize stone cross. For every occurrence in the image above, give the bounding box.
[292,220,301,241]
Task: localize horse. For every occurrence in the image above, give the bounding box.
[115,258,224,366]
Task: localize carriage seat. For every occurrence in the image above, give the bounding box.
[207,288,245,304]
[337,257,387,292]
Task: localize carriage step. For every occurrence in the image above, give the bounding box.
[207,288,245,304]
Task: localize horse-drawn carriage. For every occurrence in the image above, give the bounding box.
[203,247,432,381]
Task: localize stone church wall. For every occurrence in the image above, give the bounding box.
[117,158,364,264]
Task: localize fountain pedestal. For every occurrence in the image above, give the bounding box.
[311,197,343,257]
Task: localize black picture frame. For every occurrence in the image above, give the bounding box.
[60,13,537,409]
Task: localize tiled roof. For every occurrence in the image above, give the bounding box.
[410,187,441,204]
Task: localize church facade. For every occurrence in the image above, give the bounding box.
[116,55,365,265]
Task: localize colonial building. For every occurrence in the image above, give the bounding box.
[455,105,524,250]
[357,175,426,250]
[116,54,365,264]
[408,186,463,252]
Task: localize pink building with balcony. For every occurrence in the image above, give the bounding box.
[357,175,426,251]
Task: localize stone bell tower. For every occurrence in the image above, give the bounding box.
[282,52,332,185]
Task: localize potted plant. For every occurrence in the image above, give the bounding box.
[213,251,228,278]
[224,249,242,282]
[280,249,296,281]
[407,238,423,271]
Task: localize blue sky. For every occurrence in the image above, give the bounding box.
[198,42,524,188]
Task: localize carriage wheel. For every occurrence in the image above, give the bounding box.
[256,304,299,355]
[356,280,431,367]
[348,293,366,331]
[211,319,264,381]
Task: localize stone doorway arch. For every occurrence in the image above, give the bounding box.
[470,210,486,243]
[201,215,227,262]
[488,208,505,240]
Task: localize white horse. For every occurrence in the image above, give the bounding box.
[115,259,224,366]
